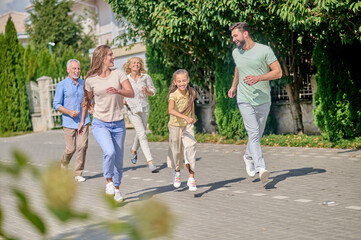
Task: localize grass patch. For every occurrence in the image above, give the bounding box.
[0,131,32,138]
[148,132,361,149]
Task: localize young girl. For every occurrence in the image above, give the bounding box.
[78,45,134,202]
[167,69,197,191]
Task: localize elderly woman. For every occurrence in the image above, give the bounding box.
[123,57,158,172]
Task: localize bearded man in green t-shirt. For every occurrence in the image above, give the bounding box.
[228,22,282,184]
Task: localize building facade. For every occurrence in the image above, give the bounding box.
[0,11,29,46]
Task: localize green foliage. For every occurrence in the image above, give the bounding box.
[23,45,37,82]
[313,39,361,141]
[0,17,32,134]
[148,73,170,136]
[34,46,90,80]
[13,189,47,235]
[0,150,174,239]
[146,43,173,136]
[27,0,81,53]
[214,57,246,139]
[26,0,96,72]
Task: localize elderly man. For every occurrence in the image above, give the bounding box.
[53,59,91,182]
[228,22,282,183]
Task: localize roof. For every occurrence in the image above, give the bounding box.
[0,11,29,34]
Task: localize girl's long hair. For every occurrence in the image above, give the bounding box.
[123,57,147,75]
[82,45,111,108]
[168,69,196,115]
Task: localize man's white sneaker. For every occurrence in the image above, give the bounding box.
[114,189,124,203]
[187,178,197,192]
[74,176,86,182]
[259,168,270,183]
[243,155,256,177]
[106,182,115,195]
[173,172,181,188]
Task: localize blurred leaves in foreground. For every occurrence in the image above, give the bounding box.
[0,149,174,239]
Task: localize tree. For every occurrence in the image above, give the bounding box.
[26,0,96,57]
[108,0,360,135]
[23,45,37,82]
[108,0,240,133]
[313,40,361,141]
[0,17,32,133]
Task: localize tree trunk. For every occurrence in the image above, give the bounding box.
[278,32,305,134]
[207,83,218,134]
[285,82,304,134]
[287,33,304,134]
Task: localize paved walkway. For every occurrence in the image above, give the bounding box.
[0,130,361,240]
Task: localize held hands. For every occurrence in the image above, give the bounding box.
[243,75,260,86]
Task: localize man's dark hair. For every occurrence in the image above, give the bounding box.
[229,22,253,38]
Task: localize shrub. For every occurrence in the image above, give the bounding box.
[148,73,170,136]
[214,58,247,139]
[313,39,361,141]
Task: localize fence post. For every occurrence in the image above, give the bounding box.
[37,76,54,130]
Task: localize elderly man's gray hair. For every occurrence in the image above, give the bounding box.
[66,59,80,68]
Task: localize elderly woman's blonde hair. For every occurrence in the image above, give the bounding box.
[123,57,147,74]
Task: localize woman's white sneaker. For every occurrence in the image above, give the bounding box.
[106,182,115,195]
[114,189,124,202]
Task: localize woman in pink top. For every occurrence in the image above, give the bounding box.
[78,45,134,203]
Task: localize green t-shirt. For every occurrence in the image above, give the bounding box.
[232,43,277,105]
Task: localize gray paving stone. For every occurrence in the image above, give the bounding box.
[0,129,361,239]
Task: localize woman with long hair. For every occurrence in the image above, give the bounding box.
[78,45,134,202]
[123,57,158,172]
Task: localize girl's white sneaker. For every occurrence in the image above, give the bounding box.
[173,172,181,188]
[187,178,197,191]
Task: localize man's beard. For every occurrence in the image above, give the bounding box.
[70,74,79,80]
[237,40,245,50]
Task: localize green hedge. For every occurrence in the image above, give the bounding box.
[214,58,247,139]
[146,42,174,136]
[148,73,170,136]
[313,40,361,141]
[0,18,32,134]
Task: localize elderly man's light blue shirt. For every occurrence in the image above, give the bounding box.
[53,77,90,129]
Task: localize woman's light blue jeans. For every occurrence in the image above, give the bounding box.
[91,118,126,187]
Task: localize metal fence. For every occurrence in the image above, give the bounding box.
[271,74,313,102]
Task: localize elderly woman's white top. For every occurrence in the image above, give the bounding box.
[125,73,157,113]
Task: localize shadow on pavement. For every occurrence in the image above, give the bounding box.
[122,177,245,204]
[51,222,117,240]
[123,157,202,173]
[337,149,360,154]
[86,173,103,180]
[262,167,326,189]
[194,177,245,198]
